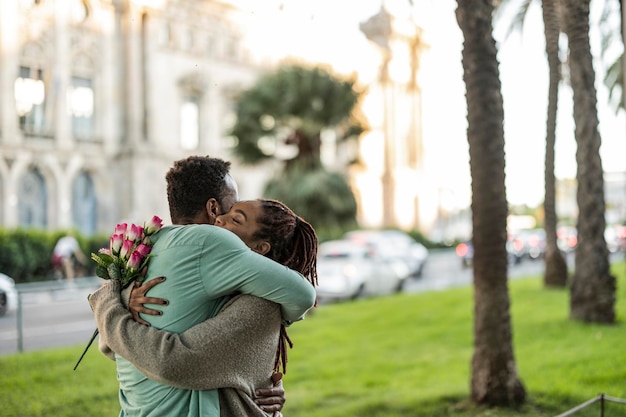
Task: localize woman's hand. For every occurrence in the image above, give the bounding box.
[254,372,286,415]
[128,277,169,326]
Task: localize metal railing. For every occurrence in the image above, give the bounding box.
[555,394,626,417]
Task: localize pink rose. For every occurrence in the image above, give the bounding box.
[120,239,134,260]
[127,224,144,242]
[114,223,128,235]
[126,251,144,271]
[135,243,151,257]
[144,216,164,235]
[110,234,124,256]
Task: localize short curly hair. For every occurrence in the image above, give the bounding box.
[165,156,232,223]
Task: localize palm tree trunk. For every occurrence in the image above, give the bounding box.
[455,0,526,406]
[562,0,616,323]
[542,0,568,287]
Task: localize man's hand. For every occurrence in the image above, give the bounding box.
[128,277,168,326]
[254,372,285,416]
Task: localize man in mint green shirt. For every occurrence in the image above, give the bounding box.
[113,156,315,417]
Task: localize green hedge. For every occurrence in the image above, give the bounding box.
[0,228,109,283]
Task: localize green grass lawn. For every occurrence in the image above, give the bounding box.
[2,262,625,417]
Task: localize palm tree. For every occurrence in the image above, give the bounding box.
[455,0,526,407]
[601,0,624,111]
[228,64,366,234]
[562,0,616,323]
[494,0,568,287]
[541,0,569,287]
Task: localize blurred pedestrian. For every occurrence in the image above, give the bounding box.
[52,233,87,282]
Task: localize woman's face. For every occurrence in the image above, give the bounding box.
[214,200,269,255]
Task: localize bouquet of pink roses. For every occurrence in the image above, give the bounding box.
[90,215,163,288]
[74,215,163,370]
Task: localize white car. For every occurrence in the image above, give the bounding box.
[343,229,429,278]
[0,273,18,316]
[316,239,408,302]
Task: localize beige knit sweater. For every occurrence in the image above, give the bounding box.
[89,281,282,417]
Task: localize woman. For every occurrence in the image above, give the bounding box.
[89,199,318,417]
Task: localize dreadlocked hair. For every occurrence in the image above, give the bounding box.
[253,199,318,374]
[166,156,231,223]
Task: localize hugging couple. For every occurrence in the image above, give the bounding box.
[89,155,318,417]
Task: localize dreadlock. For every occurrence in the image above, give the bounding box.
[253,199,318,374]
[165,156,231,224]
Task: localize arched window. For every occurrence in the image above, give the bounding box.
[72,171,97,235]
[18,167,47,229]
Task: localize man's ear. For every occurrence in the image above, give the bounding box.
[253,241,271,256]
[205,198,220,224]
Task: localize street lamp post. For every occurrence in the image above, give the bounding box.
[360,7,396,228]
[360,3,425,230]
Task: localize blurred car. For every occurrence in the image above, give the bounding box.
[605,224,626,253]
[557,226,578,254]
[343,229,429,278]
[510,229,546,260]
[0,272,18,317]
[316,239,408,302]
[455,236,522,268]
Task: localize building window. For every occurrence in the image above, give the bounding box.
[15,66,46,134]
[224,37,237,59]
[72,171,97,235]
[181,29,194,51]
[159,22,172,46]
[206,35,216,57]
[18,167,47,229]
[68,76,94,140]
[180,97,199,150]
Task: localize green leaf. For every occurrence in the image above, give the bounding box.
[95,265,110,280]
[107,263,121,281]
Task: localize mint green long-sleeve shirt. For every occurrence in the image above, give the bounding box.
[115,224,315,417]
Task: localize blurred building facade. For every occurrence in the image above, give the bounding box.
[0,0,275,234]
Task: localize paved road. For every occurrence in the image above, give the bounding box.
[403,247,568,293]
[0,281,100,356]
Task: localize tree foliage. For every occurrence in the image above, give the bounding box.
[229,63,366,169]
[264,165,358,239]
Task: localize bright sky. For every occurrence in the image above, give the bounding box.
[235,0,626,209]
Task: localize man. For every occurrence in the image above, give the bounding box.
[92,156,315,416]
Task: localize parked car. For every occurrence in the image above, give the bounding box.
[0,273,18,317]
[343,229,429,278]
[455,236,522,268]
[511,229,546,260]
[557,226,578,253]
[316,239,408,302]
[605,224,626,253]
